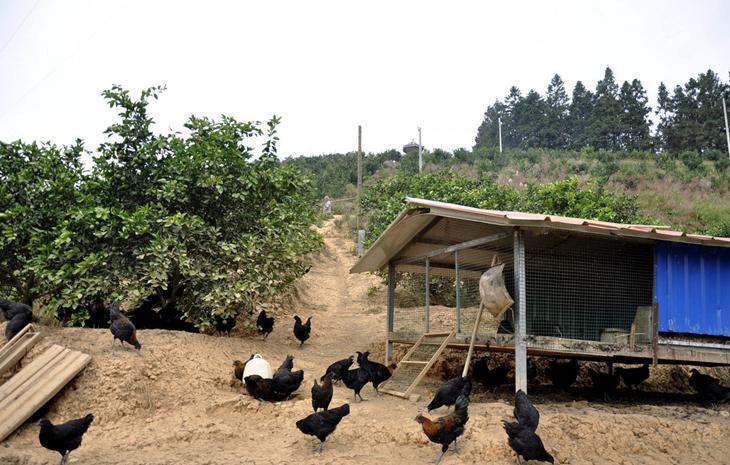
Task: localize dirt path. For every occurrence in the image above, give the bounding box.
[2,217,730,465]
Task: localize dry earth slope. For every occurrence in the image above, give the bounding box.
[1,217,730,465]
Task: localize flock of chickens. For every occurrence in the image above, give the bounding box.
[2,298,730,464]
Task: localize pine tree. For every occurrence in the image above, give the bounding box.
[545,74,570,149]
[569,81,594,149]
[474,100,506,149]
[589,67,622,150]
[618,79,652,151]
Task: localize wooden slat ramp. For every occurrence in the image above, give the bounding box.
[380,331,454,401]
[0,344,91,442]
[0,324,41,376]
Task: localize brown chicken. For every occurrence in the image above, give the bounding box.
[415,394,469,464]
[232,354,254,381]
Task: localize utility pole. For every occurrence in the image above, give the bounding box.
[357,125,365,256]
[723,96,730,160]
[498,117,503,153]
[417,126,423,172]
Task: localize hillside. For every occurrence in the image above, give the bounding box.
[1,218,729,465]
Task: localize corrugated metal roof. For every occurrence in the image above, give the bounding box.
[350,197,730,273]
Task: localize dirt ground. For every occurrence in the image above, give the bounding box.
[2,217,730,465]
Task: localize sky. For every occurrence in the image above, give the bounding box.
[0,0,729,160]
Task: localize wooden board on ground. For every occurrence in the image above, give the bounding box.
[380,331,454,400]
[0,343,91,442]
[0,324,41,376]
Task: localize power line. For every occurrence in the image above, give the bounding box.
[0,0,41,55]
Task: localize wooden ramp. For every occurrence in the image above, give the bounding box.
[0,344,91,442]
[380,331,454,400]
[0,324,41,376]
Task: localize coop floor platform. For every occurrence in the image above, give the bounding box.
[0,344,92,442]
[390,332,730,367]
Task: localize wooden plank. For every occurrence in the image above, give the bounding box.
[0,332,40,376]
[404,332,454,396]
[0,345,66,398]
[0,323,34,351]
[0,347,91,442]
[400,360,428,365]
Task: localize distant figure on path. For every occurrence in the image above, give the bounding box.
[323,196,332,216]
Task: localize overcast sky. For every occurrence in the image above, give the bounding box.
[1,1,728,159]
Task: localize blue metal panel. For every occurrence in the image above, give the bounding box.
[655,241,730,336]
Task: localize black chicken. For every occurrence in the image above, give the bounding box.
[616,364,650,390]
[109,301,141,350]
[415,394,469,464]
[427,376,472,412]
[689,369,730,404]
[296,403,350,453]
[312,372,334,412]
[38,413,94,465]
[587,367,620,401]
[322,356,354,382]
[0,297,32,321]
[5,311,32,340]
[213,313,237,336]
[256,309,275,340]
[472,356,510,392]
[293,315,312,347]
[272,354,304,397]
[243,374,289,402]
[513,389,539,432]
[546,359,579,389]
[340,365,370,402]
[503,420,554,464]
[356,351,397,396]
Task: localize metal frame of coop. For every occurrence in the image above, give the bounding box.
[352,198,730,393]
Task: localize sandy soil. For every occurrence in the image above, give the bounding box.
[2,218,730,465]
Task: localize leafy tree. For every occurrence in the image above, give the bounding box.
[35,86,322,326]
[0,140,85,305]
[474,99,506,149]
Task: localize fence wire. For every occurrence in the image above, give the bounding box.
[389,229,654,354]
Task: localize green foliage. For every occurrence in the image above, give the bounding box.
[361,172,645,247]
[25,85,322,326]
[0,140,85,305]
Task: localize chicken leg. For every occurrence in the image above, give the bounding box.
[313,441,325,453]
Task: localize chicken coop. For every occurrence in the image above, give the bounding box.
[351,198,730,393]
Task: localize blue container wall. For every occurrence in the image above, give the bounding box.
[655,241,730,336]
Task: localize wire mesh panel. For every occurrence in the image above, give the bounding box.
[523,231,654,351]
[392,258,428,341]
[458,242,516,338]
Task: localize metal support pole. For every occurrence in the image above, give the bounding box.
[386,262,395,363]
[498,117,503,153]
[418,126,423,172]
[425,257,430,333]
[356,125,362,231]
[455,250,461,334]
[722,96,730,157]
[513,229,527,393]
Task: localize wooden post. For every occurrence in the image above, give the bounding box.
[386,262,396,364]
[425,257,430,333]
[356,125,362,232]
[513,229,527,393]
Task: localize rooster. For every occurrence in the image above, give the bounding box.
[272,354,304,398]
[616,364,650,390]
[340,365,370,402]
[0,298,32,321]
[109,301,141,350]
[322,355,353,383]
[312,372,334,412]
[546,358,579,389]
[293,315,312,347]
[513,389,539,432]
[587,367,620,401]
[415,394,469,464]
[503,420,554,464]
